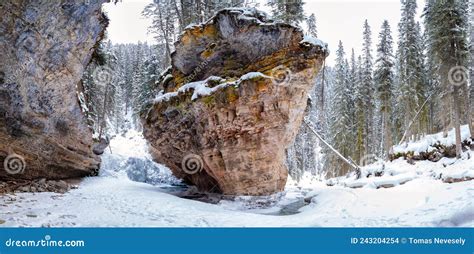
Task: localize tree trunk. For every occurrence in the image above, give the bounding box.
[318,62,326,129]
[452,84,462,158]
[462,81,473,138]
[441,66,452,138]
[173,0,184,32]
[98,84,109,140]
[383,112,392,159]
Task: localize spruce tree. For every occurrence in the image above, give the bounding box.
[470,1,474,127]
[396,0,428,143]
[360,20,375,155]
[354,54,365,163]
[267,0,306,27]
[424,0,471,157]
[143,0,176,66]
[306,13,317,37]
[374,20,395,157]
[326,41,353,176]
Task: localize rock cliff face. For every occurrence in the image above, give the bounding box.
[143,8,328,195]
[0,0,108,180]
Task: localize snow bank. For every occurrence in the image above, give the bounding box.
[336,124,473,189]
[339,150,474,189]
[393,125,471,155]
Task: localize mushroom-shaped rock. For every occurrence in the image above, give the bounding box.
[142,8,328,195]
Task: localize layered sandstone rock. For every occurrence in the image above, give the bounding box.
[142,8,328,195]
[0,0,108,180]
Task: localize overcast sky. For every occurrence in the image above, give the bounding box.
[102,0,427,66]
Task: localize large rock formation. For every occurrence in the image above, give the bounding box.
[143,8,328,195]
[0,0,108,180]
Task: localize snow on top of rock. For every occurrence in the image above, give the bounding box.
[153,76,232,103]
[162,74,173,84]
[177,76,227,100]
[221,7,271,24]
[184,22,199,30]
[300,35,329,51]
[393,125,471,155]
[153,72,273,103]
[177,7,272,40]
[153,91,178,103]
[239,72,271,81]
[159,66,172,78]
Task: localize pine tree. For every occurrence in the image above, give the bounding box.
[143,1,176,66]
[374,20,395,157]
[80,41,118,139]
[359,20,375,156]
[134,54,161,121]
[423,0,471,157]
[354,54,365,163]
[267,0,306,27]
[306,13,317,37]
[347,49,358,148]
[396,0,428,143]
[423,26,440,134]
[326,41,353,176]
[470,1,474,129]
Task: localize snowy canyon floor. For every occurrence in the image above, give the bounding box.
[0,130,473,227]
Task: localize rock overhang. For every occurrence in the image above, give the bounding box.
[142,7,328,195]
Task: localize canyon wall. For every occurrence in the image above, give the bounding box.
[0,0,108,180]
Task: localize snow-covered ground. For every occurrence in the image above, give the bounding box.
[393,125,471,155]
[1,129,473,227]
